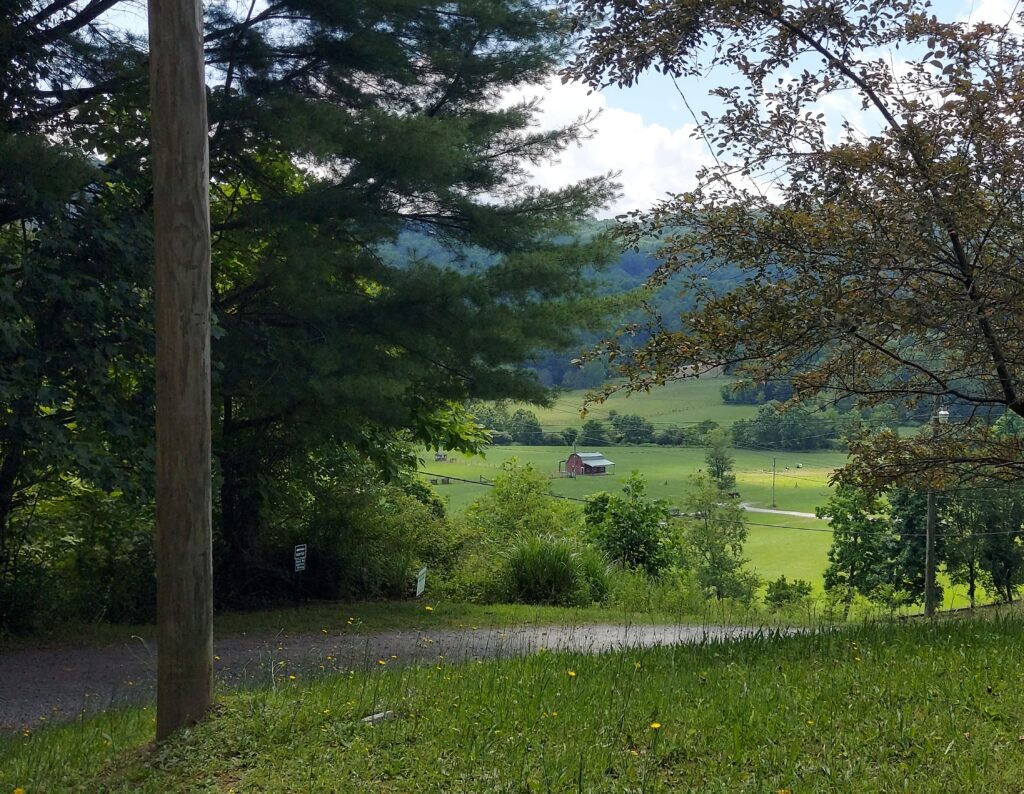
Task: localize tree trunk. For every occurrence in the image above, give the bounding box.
[216,444,264,603]
[149,0,214,740]
[842,562,857,621]
[841,587,854,621]
[0,443,23,623]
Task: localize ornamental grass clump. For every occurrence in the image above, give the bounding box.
[501,535,603,607]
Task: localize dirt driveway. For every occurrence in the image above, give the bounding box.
[0,622,774,732]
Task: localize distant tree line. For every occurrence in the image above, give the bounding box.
[720,380,794,405]
[732,402,901,452]
[470,404,725,448]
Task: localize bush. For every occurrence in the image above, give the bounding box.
[465,459,583,540]
[585,473,673,575]
[436,548,504,604]
[271,483,457,602]
[764,575,813,611]
[501,536,608,607]
[1,485,156,633]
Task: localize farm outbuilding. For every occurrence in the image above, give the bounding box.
[560,451,615,477]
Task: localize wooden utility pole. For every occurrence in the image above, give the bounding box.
[771,457,776,508]
[924,488,937,617]
[148,0,214,739]
[923,396,943,618]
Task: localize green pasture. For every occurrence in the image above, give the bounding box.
[421,444,848,591]
[518,376,761,429]
[424,444,845,513]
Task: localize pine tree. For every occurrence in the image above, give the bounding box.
[3,1,619,605]
[200,0,617,598]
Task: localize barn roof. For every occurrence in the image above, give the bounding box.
[577,452,614,466]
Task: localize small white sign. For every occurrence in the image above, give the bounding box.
[416,566,427,597]
[294,543,307,572]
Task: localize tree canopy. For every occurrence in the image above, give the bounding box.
[1,0,618,612]
[565,0,1024,488]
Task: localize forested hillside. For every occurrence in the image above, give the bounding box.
[382,222,745,388]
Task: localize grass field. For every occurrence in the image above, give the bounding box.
[6,614,1023,792]
[422,443,846,592]
[518,376,761,429]
[425,444,845,514]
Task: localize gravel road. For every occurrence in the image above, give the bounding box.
[0,622,774,732]
[740,502,819,519]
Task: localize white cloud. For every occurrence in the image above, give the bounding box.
[963,0,1023,30]
[509,80,713,217]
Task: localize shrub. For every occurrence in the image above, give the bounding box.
[0,485,156,633]
[585,473,673,575]
[501,536,606,607]
[274,483,455,602]
[436,548,504,604]
[465,459,583,540]
[764,575,813,611]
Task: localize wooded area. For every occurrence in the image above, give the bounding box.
[0,0,618,628]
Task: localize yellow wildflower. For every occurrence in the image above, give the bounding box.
[567,670,576,678]
[650,722,662,730]
[425,605,434,612]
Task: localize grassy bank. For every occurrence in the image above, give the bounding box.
[5,615,1024,791]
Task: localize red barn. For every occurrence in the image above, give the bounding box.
[560,451,615,477]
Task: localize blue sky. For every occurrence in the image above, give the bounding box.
[525,0,1019,216]
[106,0,1018,216]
